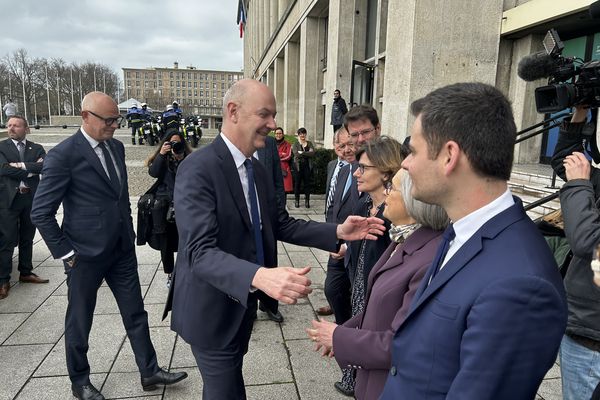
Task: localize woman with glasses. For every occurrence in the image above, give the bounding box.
[326,137,402,396]
[308,166,449,400]
[292,127,315,208]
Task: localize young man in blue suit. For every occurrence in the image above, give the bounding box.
[31,92,187,400]
[380,82,568,400]
[168,79,386,400]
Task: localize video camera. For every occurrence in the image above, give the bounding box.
[517,29,600,113]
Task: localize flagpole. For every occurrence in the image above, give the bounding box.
[70,69,75,116]
[56,70,61,116]
[45,64,51,122]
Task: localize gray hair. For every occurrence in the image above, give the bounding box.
[400,172,449,230]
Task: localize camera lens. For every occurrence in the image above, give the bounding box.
[170,141,184,154]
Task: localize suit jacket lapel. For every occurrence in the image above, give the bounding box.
[2,139,20,162]
[75,131,115,192]
[106,140,125,197]
[214,136,252,231]
[406,200,525,319]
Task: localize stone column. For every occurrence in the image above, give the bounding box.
[270,0,279,38]
[278,0,288,20]
[507,34,545,163]
[324,0,355,147]
[299,17,320,141]
[274,56,286,128]
[284,41,300,135]
[381,0,505,141]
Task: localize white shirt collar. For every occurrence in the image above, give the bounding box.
[80,126,100,148]
[11,138,27,147]
[221,132,251,167]
[438,188,514,271]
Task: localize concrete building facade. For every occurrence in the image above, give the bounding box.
[122,63,243,129]
[243,0,600,164]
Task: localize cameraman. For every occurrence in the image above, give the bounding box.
[550,105,600,400]
[145,132,192,287]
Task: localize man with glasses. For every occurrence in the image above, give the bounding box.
[0,116,48,300]
[31,92,187,400]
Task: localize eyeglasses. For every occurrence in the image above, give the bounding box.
[86,111,124,127]
[357,163,377,174]
[349,127,376,138]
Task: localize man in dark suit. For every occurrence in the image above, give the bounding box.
[256,135,285,322]
[0,116,49,299]
[380,82,568,399]
[169,79,386,400]
[31,92,187,400]
[317,127,355,320]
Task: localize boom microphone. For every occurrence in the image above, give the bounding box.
[517,52,557,82]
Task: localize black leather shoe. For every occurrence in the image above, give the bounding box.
[259,302,284,323]
[334,381,354,397]
[71,383,105,400]
[141,368,188,391]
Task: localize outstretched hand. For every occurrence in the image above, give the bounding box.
[251,266,312,304]
[336,215,386,241]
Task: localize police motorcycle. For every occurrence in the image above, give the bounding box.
[182,115,202,148]
[145,116,162,146]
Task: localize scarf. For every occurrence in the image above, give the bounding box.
[388,223,420,243]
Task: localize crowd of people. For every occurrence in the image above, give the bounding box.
[1,78,599,400]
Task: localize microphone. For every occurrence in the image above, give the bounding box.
[590,0,600,19]
[517,52,556,82]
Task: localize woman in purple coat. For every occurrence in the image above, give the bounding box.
[307,168,449,400]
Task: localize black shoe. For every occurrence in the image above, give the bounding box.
[71,383,105,400]
[141,368,188,391]
[334,381,354,397]
[259,302,284,323]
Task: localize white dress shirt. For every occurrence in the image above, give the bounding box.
[221,133,262,225]
[439,189,515,271]
[11,138,33,186]
[80,127,121,183]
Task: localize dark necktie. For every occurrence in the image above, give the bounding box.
[243,159,265,266]
[326,161,344,211]
[98,142,121,194]
[429,224,456,282]
[17,141,25,162]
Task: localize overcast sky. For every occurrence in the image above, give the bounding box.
[1,0,244,74]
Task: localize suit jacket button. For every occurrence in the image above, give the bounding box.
[390,366,397,376]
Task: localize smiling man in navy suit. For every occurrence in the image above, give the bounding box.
[169,79,386,400]
[31,92,187,400]
[380,82,568,400]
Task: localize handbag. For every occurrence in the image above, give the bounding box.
[136,180,161,246]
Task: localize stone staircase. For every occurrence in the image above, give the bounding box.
[509,163,562,221]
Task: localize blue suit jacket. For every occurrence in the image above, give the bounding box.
[380,198,567,400]
[31,130,134,260]
[170,135,339,350]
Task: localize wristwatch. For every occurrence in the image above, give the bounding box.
[65,254,77,268]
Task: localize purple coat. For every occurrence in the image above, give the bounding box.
[332,227,443,400]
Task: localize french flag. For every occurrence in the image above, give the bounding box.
[237,0,247,39]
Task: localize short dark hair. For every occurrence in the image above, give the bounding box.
[275,127,284,134]
[344,104,379,130]
[410,82,516,181]
[297,127,307,135]
[7,115,28,128]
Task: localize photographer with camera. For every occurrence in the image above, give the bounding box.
[550,105,600,400]
[145,131,192,287]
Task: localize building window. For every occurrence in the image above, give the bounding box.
[200,90,204,97]
[194,90,198,96]
[189,81,192,88]
[213,73,217,80]
[158,72,162,79]
[176,90,180,96]
[194,72,198,80]
[366,0,378,59]
[158,80,162,87]
[228,74,232,81]
[136,81,140,87]
[221,83,225,89]
[188,90,192,96]
[176,81,180,87]
[170,81,174,87]
[170,72,174,78]
[213,83,217,89]
[194,81,197,88]
[136,72,140,78]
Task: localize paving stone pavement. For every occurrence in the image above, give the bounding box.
[0,128,562,399]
